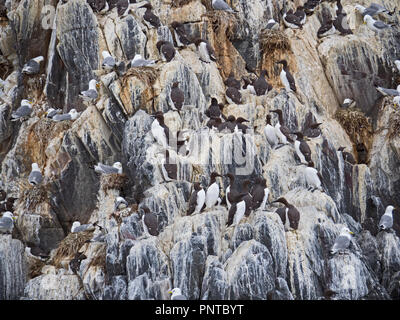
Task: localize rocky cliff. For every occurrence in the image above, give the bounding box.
[1,0,400,300]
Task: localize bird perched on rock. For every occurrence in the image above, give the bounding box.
[101,50,116,70]
[225,86,242,105]
[45,108,62,119]
[235,117,249,133]
[226,193,247,227]
[205,98,226,121]
[330,227,354,254]
[363,15,392,33]
[11,99,33,121]
[273,197,301,231]
[271,109,294,146]
[187,182,206,216]
[224,72,241,90]
[254,70,272,96]
[251,177,269,211]
[80,79,99,102]
[218,115,237,133]
[304,161,324,192]
[303,122,322,138]
[334,10,353,35]
[265,19,279,30]
[168,288,187,300]
[277,60,296,93]
[22,56,44,75]
[375,84,400,97]
[283,9,303,29]
[294,6,306,25]
[224,173,239,210]
[242,77,256,95]
[52,109,80,122]
[317,19,336,38]
[141,206,159,236]
[0,197,17,213]
[379,205,396,231]
[71,221,96,233]
[114,196,128,211]
[303,0,320,15]
[355,3,394,17]
[94,162,123,174]
[171,21,192,47]
[170,81,184,112]
[28,163,43,186]
[212,0,237,13]
[341,98,356,109]
[129,54,156,67]
[241,179,253,217]
[337,147,356,165]
[293,132,312,164]
[0,211,15,234]
[194,38,217,63]
[151,112,170,148]
[140,3,161,28]
[156,40,176,62]
[204,172,222,209]
[264,114,279,149]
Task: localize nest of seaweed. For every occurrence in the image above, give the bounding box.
[100,173,127,192]
[50,231,93,269]
[260,29,291,54]
[335,108,373,143]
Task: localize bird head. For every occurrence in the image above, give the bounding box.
[140,3,152,10]
[236,117,249,123]
[272,197,289,206]
[342,227,354,235]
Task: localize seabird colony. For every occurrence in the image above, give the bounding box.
[1,0,399,301]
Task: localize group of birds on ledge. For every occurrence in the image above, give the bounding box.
[0,0,399,300]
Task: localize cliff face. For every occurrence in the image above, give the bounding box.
[1,0,400,300]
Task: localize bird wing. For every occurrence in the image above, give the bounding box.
[213,0,233,11]
[12,105,32,118]
[81,89,98,99]
[377,87,399,96]
[285,70,297,92]
[226,87,242,104]
[373,20,390,29]
[28,171,43,185]
[144,11,161,27]
[144,213,159,236]
[96,163,118,174]
[379,215,393,229]
[102,56,116,67]
[0,217,13,232]
[52,114,72,121]
[187,190,199,215]
[332,235,350,251]
[299,141,312,161]
[280,125,294,143]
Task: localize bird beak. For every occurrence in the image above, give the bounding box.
[12,217,17,221]
[168,290,172,294]
[349,231,354,235]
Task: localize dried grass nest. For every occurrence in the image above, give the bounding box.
[334,108,373,143]
[171,0,194,8]
[18,181,51,211]
[260,29,291,54]
[121,67,159,87]
[388,108,400,139]
[100,173,127,192]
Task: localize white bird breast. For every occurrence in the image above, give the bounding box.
[233,200,246,225]
[195,189,206,213]
[206,182,220,208]
[274,123,287,144]
[305,167,321,188]
[280,70,291,92]
[264,124,278,146]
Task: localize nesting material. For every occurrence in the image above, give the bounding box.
[122,67,159,87]
[50,231,93,269]
[388,108,400,139]
[171,0,195,8]
[100,173,127,192]
[18,181,50,211]
[335,108,373,144]
[260,29,291,54]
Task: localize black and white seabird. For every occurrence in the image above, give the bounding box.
[207,117,223,130]
[141,206,159,236]
[205,98,226,120]
[341,98,356,108]
[168,288,187,300]
[171,21,192,47]
[52,109,80,122]
[363,15,392,33]
[242,77,256,95]
[304,0,320,15]
[0,197,17,213]
[187,182,206,216]
[162,150,177,181]
[156,41,176,62]
[330,227,354,254]
[304,161,324,192]
[375,84,400,97]
[224,72,241,90]
[266,19,279,30]
[170,81,184,112]
[264,114,279,149]
[294,6,306,25]
[241,179,253,217]
[293,132,312,164]
[254,70,272,96]
[283,9,303,29]
[194,38,217,63]
[28,163,43,186]
[226,193,247,227]
[270,109,294,146]
[334,10,353,35]
[303,122,322,138]
[224,173,239,209]
[22,56,44,75]
[94,162,123,174]
[129,54,157,67]
[338,147,356,165]
[101,50,116,70]
[0,212,15,234]
[151,112,170,148]
[277,60,296,93]
[45,108,62,119]
[204,172,222,209]
[218,115,237,133]
[225,86,242,104]
[273,197,300,231]
[251,177,269,211]
[71,221,96,233]
[114,196,128,211]
[378,205,395,230]
[11,99,33,121]
[236,117,249,133]
[317,19,336,38]
[140,3,161,28]
[212,0,237,13]
[80,79,99,102]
